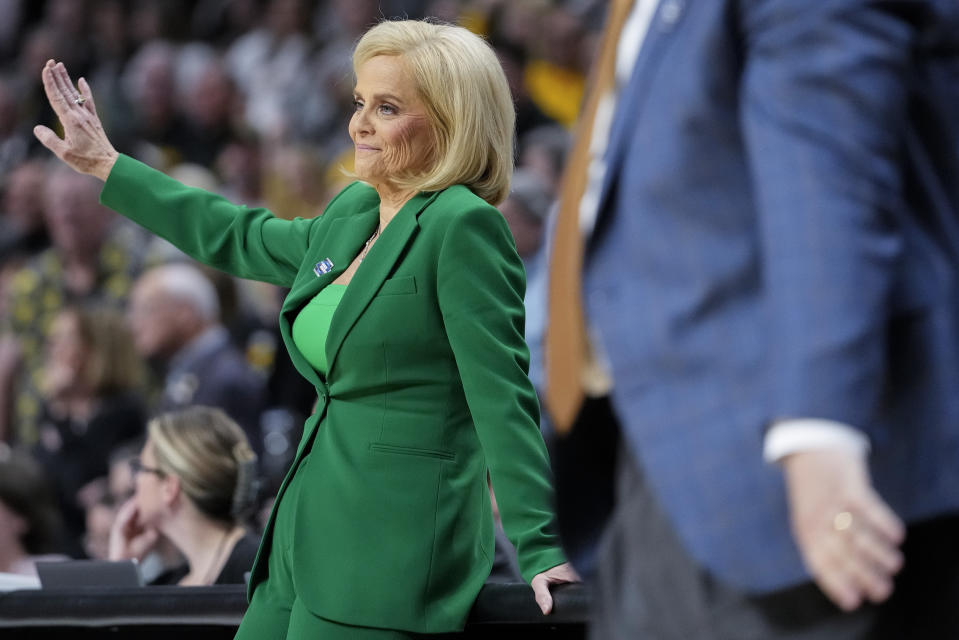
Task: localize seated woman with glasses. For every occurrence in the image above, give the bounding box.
[109,406,260,585]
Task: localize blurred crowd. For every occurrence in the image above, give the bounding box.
[0,0,603,583]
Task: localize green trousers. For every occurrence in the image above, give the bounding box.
[234,453,420,640]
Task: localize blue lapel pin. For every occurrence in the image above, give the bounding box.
[313,258,334,276]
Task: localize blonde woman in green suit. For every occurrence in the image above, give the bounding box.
[35,19,577,639]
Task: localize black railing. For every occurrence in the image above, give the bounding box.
[0,583,590,639]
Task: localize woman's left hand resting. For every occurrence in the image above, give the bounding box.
[33,60,119,181]
[531,562,581,614]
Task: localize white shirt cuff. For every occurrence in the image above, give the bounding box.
[763,418,870,464]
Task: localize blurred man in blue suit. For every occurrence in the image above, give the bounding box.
[552,0,959,637]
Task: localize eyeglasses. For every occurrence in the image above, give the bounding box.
[129,458,166,477]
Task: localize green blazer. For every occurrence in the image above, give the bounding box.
[101,155,566,633]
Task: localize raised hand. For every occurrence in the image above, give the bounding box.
[33,60,119,181]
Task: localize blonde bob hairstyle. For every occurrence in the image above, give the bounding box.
[148,407,258,525]
[353,20,515,206]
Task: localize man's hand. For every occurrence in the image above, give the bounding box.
[782,449,905,611]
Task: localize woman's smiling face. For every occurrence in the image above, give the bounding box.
[349,55,435,192]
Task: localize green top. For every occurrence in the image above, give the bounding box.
[291,284,346,376]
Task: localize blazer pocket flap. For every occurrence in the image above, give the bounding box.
[370,442,455,461]
[377,274,417,296]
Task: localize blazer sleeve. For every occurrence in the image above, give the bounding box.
[437,203,567,583]
[100,154,313,286]
[740,0,924,435]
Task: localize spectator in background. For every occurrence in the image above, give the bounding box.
[79,440,184,582]
[215,134,264,206]
[0,163,49,400]
[87,0,133,87]
[262,144,329,220]
[297,0,380,158]
[0,444,67,576]
[127,262,267,454]
[126,0,192,47]
[491,37,557,146]
[109,406,260,585]
[81,491,117,560]
[484,0,542,58]
[41,0,95,79]
[0,166,144,444]
[32,305,147,557]
[519,123,569,195]
[144,160,283,384]
[175,48,244,168]
[189,0,263,47]
[73,1,135,156]
[0,160,49,285]
[488,0,587,129]
[500,168,550,265]
[78,440,140,560]
[0,75,31,179]
[14,25,60,139]
[0,0,25,61]
[114,40,192,170]
[225,0,315,141]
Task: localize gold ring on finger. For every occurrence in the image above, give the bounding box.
[833,511,853,532]
[74,94,85,105]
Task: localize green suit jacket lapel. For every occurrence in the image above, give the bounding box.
[279,206,379,388]
[326,190,438,377]
[278,189,440,388]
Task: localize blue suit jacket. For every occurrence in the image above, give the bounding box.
[584,0,959,592]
